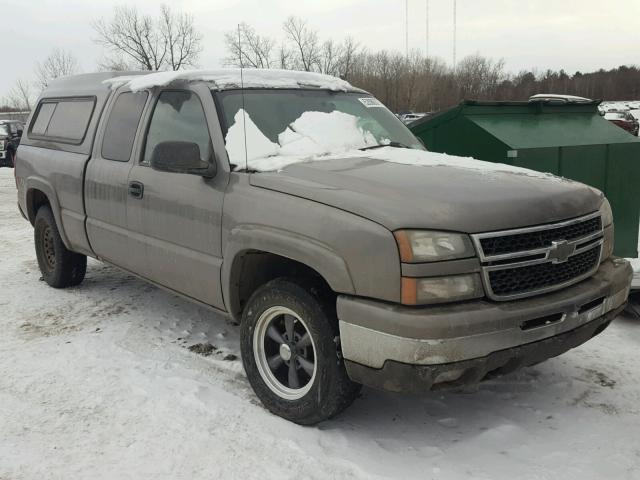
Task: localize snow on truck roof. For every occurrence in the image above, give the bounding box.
[103,69,361,92]
[41,69,362,96]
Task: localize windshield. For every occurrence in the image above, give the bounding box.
[0,125,9,136]
[214,89,423,171]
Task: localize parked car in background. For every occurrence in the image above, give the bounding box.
[15,71,633,424]
[399,112,428,124]
[0,120,24,167]
[604,111,639,136]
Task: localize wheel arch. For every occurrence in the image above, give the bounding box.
[222,225,355,323]
[25,178,71,248]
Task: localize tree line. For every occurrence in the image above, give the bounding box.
[3,9,640,114]
[224,18,640,113]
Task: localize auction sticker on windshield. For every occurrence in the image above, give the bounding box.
[359,97,385,108]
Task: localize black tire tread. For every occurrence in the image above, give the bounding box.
[240,278,361,424]
[34,205,87,288]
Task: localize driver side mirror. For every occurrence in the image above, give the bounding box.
[150,141,216,178]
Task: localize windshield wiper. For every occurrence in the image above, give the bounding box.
[359,141,412,151]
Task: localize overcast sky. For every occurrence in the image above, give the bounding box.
[3,0,639,97]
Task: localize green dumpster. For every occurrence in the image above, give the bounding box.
[410,100,640,258]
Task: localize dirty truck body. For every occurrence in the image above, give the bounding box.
[15,71,632,424]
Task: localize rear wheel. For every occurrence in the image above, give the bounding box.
[240,278,361,424]
[34,205,87,288]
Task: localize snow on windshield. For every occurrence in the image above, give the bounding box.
[226,109,378,170]
[225,109,560,180]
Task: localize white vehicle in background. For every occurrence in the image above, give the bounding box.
[399,112,428,125]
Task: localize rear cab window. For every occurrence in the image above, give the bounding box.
[29,97,96,144]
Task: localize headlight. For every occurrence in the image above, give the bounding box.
[599,198,614,260]
[394,230,475,263]
[599,198,613,227]
[401,274,484,305]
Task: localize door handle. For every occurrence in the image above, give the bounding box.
[128,181,144,199]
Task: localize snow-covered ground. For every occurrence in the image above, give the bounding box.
[1,167,640,480]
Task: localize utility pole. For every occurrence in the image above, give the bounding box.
[425,0,429,58]
[405,0,409,58]
[453,0,457,68]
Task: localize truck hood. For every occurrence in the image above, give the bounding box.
[249,149,603,233]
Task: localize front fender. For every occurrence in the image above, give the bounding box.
[221,224,356,311]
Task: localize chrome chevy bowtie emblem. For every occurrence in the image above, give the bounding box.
[548,240,575,264]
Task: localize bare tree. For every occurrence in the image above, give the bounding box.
[283,17,320,72]
[277,43,293,70]
[340,37,358,80]
[93,6,166,71]
[160,5,203,70]
[6,79,34,111]
[455,53,505,98]
[224,23,274,68]
[93,5,202,71]
[35,48,79,90]
[318,39,343,76]
[223,20,359,78]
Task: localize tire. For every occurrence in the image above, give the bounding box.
[34,205,87,288]
[625,292,640,319]
[240,278,361,424]
[9,150,15,168]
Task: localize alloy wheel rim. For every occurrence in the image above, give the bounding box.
[253,306,317,400]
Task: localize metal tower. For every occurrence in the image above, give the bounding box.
[405,0,409,58]
[453,0,457,67]
[425,0,429,58]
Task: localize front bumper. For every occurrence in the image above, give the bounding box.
[338,257,632,392]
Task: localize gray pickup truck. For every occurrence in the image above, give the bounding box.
[15,70,632,424]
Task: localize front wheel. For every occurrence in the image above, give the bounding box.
[240,278,360,424]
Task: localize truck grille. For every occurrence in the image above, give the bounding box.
[480,216,601,257]
[488,245,600,297]
[472,212,604,301]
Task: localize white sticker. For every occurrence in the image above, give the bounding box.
[359,97,385,108]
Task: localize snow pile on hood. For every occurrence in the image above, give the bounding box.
[225,111,561,180]
[226,109,378,169]
[103,69,357,92]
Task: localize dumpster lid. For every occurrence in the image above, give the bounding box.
[411,100,640,149]
[471,113,640,148]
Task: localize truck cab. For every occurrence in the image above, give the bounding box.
[15,71,633,424]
